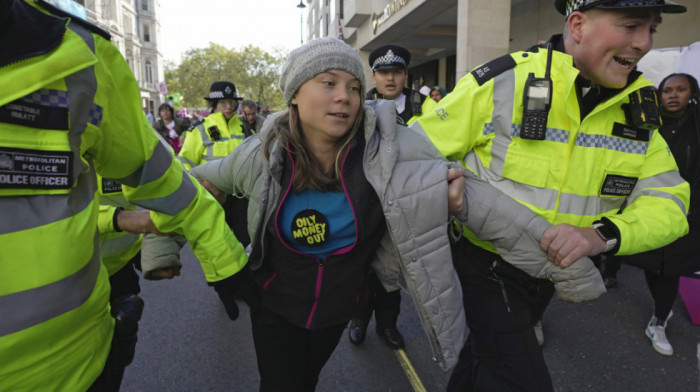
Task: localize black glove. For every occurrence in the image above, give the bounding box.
[211,268,259,321]
[110,295,144,368]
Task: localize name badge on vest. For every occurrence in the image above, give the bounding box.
[101,178,123,194]
[0,146,73,189]
[0,101,69,130]
[601,174,638,196]
[612,122,650,142]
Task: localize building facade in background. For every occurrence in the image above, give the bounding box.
[304,0,700,92]
[75,0,165,115]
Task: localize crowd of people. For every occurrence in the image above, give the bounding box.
[1,0,698,391]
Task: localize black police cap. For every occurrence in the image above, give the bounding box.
[204,81,243,101]
[554,0,686,16]
[369,45,411,72]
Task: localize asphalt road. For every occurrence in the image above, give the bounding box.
[121,245,700,391]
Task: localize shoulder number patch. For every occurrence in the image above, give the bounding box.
[471,54,517,86]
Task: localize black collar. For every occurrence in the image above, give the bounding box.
[0,0,67,68]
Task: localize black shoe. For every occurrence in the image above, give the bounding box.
[348,318,369,345]
[376,325,405,350]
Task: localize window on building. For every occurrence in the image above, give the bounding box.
[123,16,133,36]
[143,24,150,42]
[142,0,148,11]
[145,60,153,84]
[339,0,343,19]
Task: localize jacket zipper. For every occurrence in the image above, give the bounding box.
[270,143,358,329]
[304,145,358,328]
[305,258,325,329]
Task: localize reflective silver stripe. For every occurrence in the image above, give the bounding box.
[510,123,570,143]
[0,233,102,337]
[134,170,198,215]
[488,69,515,176]
[0,170,96,235]
[202,152,225,162]
[628,188,687,215]
[205,144,215,162]
[575,132,649,155]
[626,171,688,214]
[100,233,141,257]
[558,192,626,217]
[178,155,198,168]
[464,151,559,212]
[116,141,173,187]
[68,20,95,52]
[64,24,97,190]
[635,169,685,191]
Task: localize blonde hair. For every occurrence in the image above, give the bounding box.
[264,104,365,193]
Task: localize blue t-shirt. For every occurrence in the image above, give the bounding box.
[278,188,356,259]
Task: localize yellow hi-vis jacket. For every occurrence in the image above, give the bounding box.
[97,176,142,276]
[178,111,247,171]
[0,2,246,391]
[412,47,690,256]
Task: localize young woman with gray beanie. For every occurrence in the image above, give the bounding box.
[190,36,464,390]
[190,36,598,391]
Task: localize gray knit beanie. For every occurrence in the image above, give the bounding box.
[279,37,366,105]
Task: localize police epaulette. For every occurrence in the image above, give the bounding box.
[37,0,112,41]
[187,118,205,131]
[470,54,517,86]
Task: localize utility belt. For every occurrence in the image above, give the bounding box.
[453,236,554,323]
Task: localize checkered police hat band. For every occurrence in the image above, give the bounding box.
[566,0,667,14]
[209,91,225,99]
[372,50,407,71]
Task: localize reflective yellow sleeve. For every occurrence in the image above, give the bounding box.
[89,36,246,282]
[413,74,493,161]
[178,128,205,171]
[609,131,690,255]
[97,204,117,234]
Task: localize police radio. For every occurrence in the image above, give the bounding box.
[521,44,554,140]
[208,125,222,141]
[624,87,663,131]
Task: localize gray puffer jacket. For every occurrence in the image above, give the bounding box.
[191,100,604,371]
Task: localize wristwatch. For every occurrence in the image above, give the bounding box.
[591,222,618,253]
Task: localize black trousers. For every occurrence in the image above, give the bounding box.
[251,305,346,392]
[446,240,554,392]
[88,257,142,392]
[355,271,401,329]
[645,271,680,321]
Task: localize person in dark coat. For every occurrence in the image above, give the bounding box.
[153,103,190,153]
[623,73,700,356]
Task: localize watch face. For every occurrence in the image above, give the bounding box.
[592,223,612,240]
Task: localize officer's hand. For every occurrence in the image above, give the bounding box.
[117,210,166,235]
[197,178,226,205]
[540,223,607,268]
[447,167,466,215]
[147,266,182,280]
